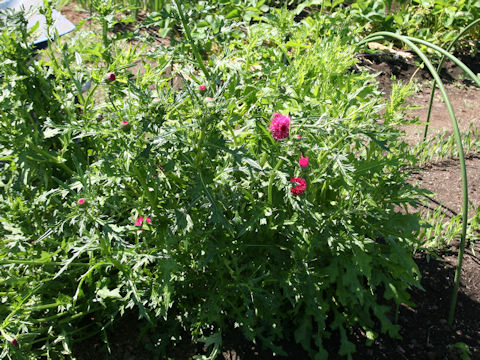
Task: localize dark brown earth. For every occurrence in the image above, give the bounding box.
[59,5,480,357]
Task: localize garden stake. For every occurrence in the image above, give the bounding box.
[359,32,468,326]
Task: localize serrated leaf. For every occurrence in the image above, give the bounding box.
[97,286,122,299]
[43,127,62,139]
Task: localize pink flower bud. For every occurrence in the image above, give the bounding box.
[199,84,207,91]
[11,339,18,346]
[78,198,85,205]
[146,217,152,224]
[299,155,309,167]
[135,216,143,227]
[107,72,116,82]
[121,120,130,132]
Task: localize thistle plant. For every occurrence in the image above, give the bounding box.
[0,5,428,359]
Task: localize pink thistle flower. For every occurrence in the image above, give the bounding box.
[11,339,18,346]
[77,198,85,205]
[299,155,309,167]
[296,134,301,139]
[122,120,129,126]
[135,216,144,227]
[199,84,207,91]
[270,113,290,140]
[290,177,306,195]
[146,217,152,224]
[107,72,116,82]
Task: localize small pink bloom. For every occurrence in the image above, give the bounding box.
[78,198,85,205]
[135,216,144,227]
[299,155,309,167]
[107,72,116,82]
[146,217,152,224]
[122,120,129,126]
[270,113,290,140]
[11,339,18,346]
[290,177,306,195]
[199,84,207,91]
[296,134,302,139]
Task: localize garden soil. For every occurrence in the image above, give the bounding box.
[60,4,480,357]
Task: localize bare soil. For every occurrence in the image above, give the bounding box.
[60,5,480,358]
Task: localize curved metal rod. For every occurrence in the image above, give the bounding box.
[359,31,468,327]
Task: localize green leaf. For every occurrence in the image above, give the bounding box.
[97,286,122,299]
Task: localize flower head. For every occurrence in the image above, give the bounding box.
[135,216,144,227]
[107,72,116,82]
[270,113,290,140]
[199,84,207,91]
[11,339,18,346]
[135,216,152,227]
[290,177,306,195]
[122,120,129,126]
[299,155,309,167]
[77,198,85,205]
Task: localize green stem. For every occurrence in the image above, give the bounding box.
[30,143,74,176]
[102,18,109,49]
[422,19,480,140]
[31,323,96,345]
[268,159,283,206]
[359,31,468,327]
[1,283,45,329]
[83,81,100,117]
[25,303,60,311]
[0,260,90,266]
[32,306,102,324]
[171,0,213,89]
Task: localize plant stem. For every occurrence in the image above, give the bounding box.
[171,0,213,89]
[0,260,90,266]
[268,159,283,206]
[30,143,74,176]
[422,19,480,140]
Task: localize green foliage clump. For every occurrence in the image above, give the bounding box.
[0,6,423,359]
